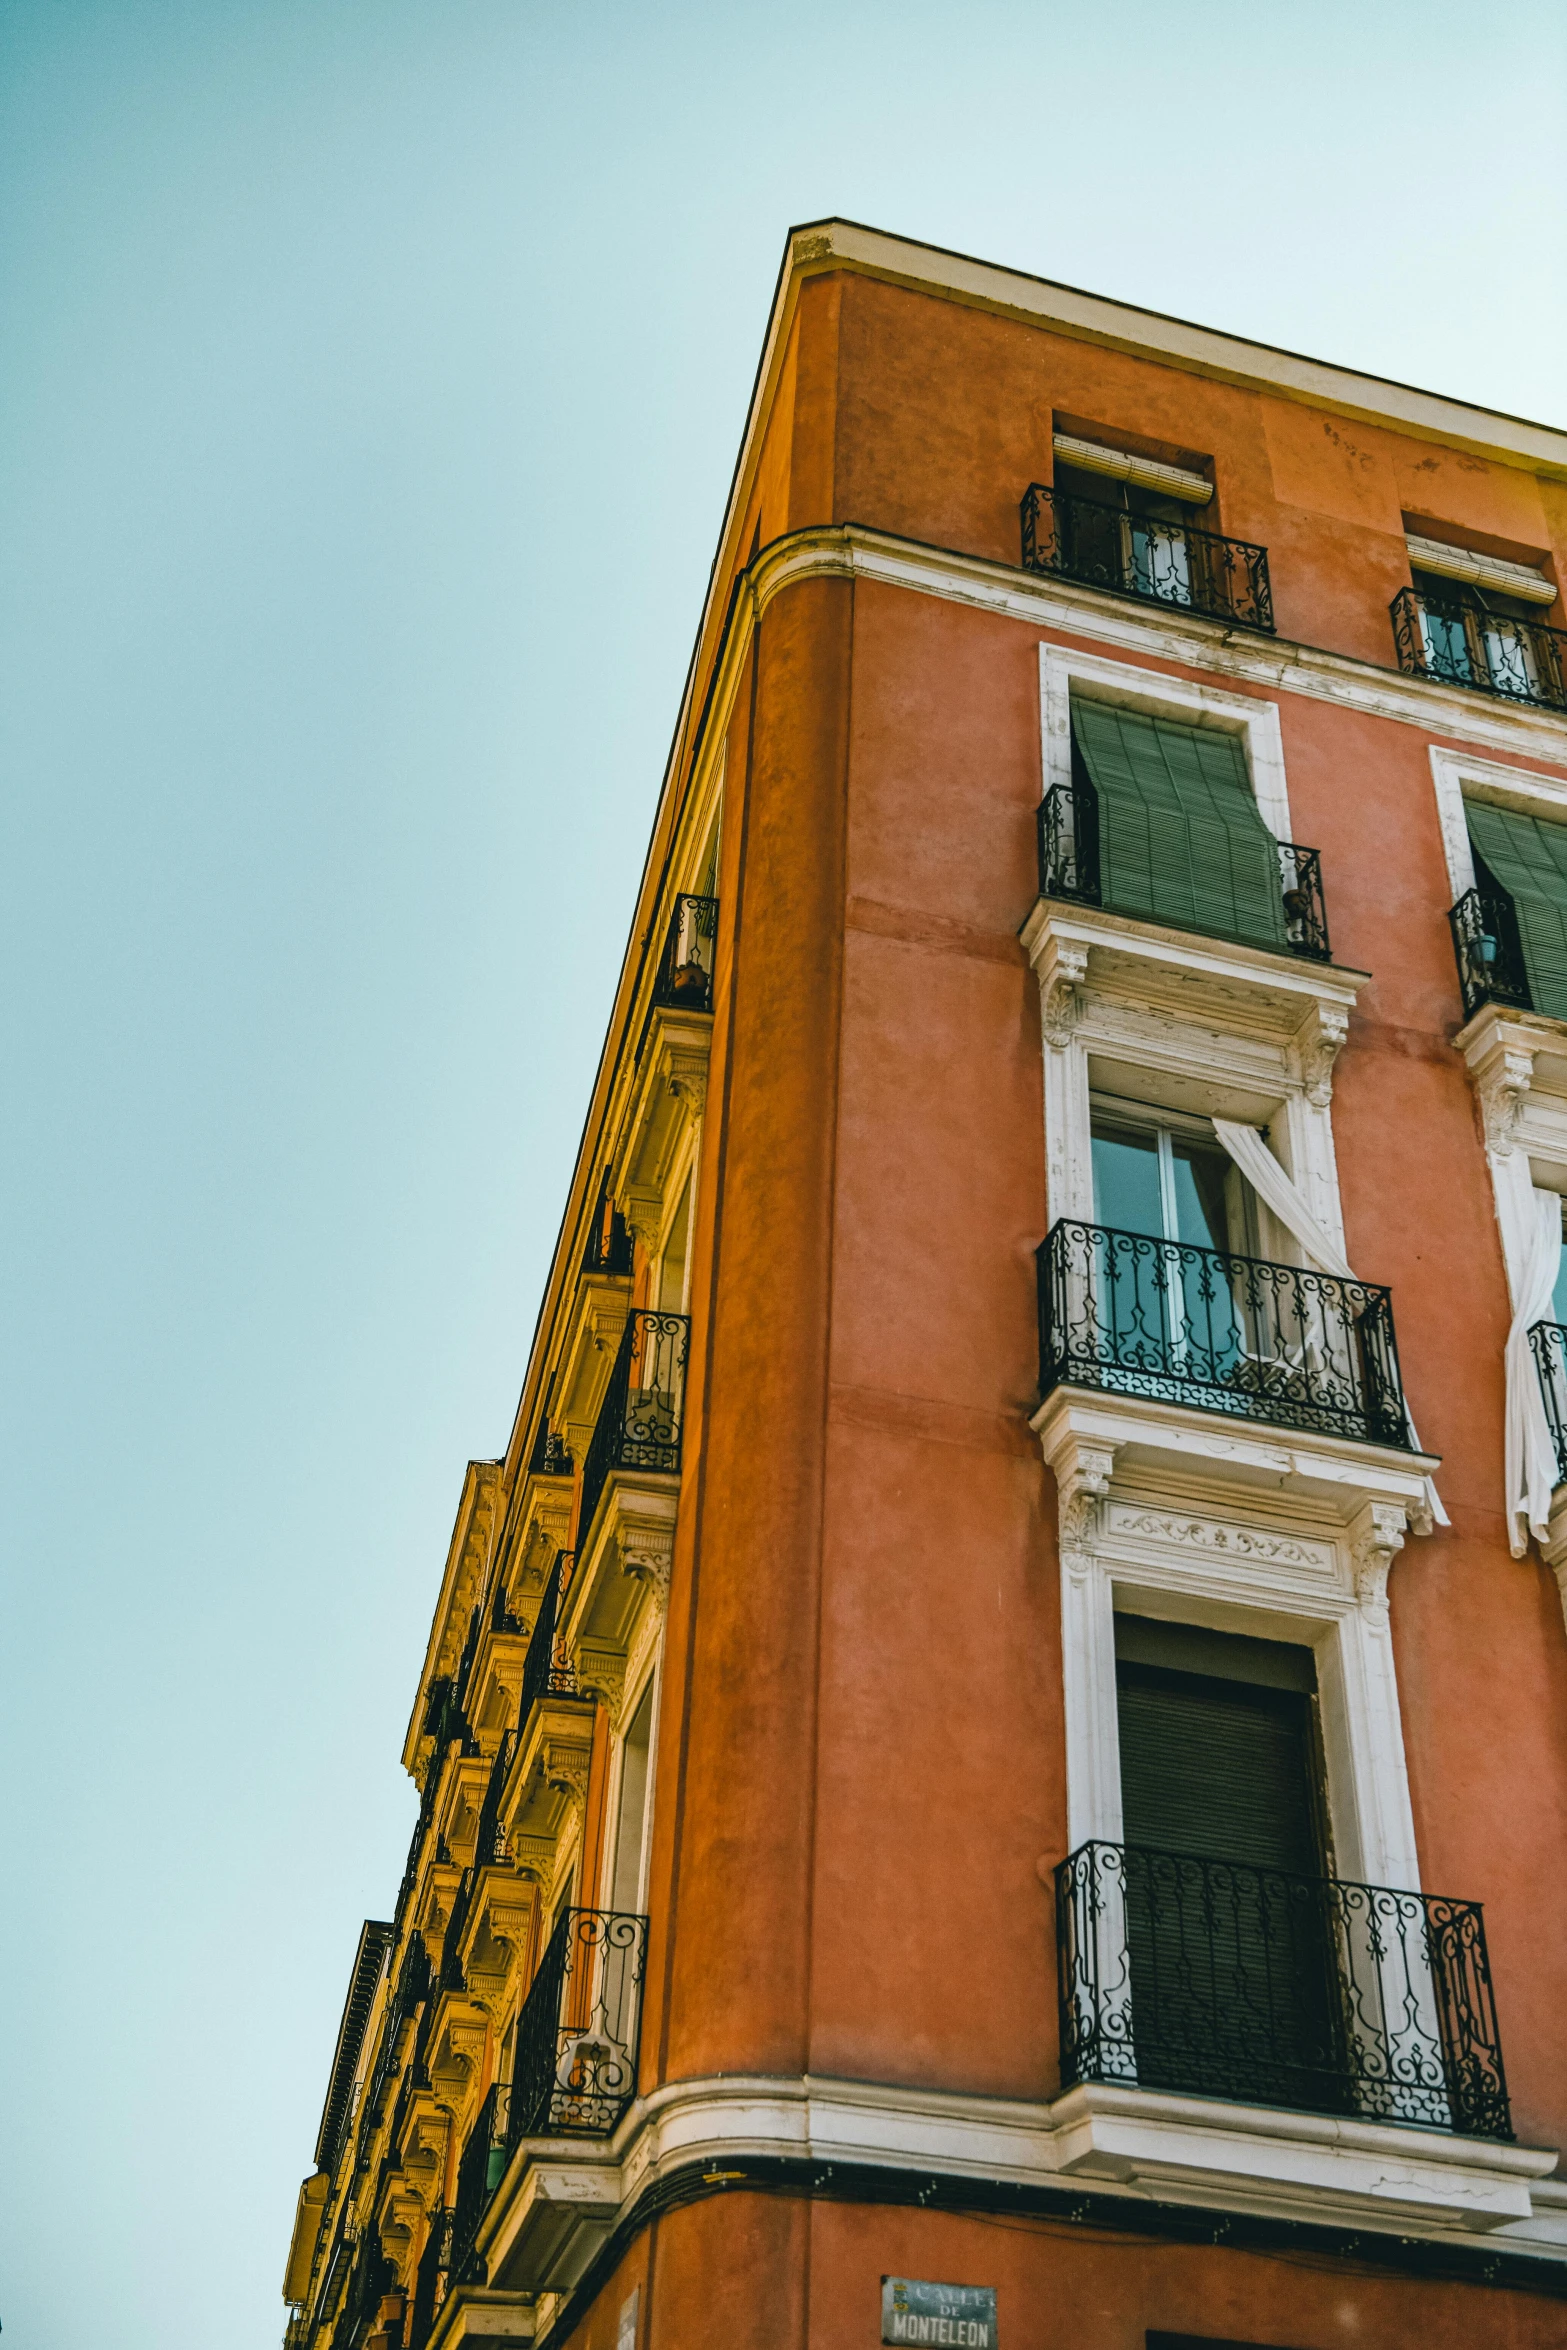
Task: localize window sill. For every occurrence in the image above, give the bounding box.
[1050,2079,1555,2232]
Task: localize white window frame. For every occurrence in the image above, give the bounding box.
[1061,1487,1422,1894]
[1040,642,1293,842]
[1430,743,1567,904]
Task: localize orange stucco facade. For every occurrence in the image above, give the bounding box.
[284,226,1567,2350]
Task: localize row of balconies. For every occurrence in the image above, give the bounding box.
[287,890,715,2350]
[1019,479,1567,715]
[1040,763,1561,1036]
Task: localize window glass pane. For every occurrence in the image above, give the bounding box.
[1551,1209,1567,1327]
[1170,1140,1232,1252]
[1091,1122,1162,1235]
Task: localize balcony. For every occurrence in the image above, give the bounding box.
[1021,482,1274,633]
[577,1308,690,1549]
[1037,771,1330,961]
[1392,583,1567,711]
[651,893,718,1015]
[1037,1219,1409,1451]
[1056,1840,1513,2142]
[443,1909,648,2287]
[1530,1321,1567,1486]
[504,1906,648,2145]
[1449,884,1533,1023]
[517,1548,582,1727]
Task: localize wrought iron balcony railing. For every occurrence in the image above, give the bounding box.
[505,1905,649,2146]
[1056,1840,1512,2140]
[1022,482,1274,632]
[578,1307,690,1547]
[1392,584,1567,711]
[1448,884,1532,1022]
[449,2083,504,2286]
[404,2208,452,2350]
[582,1180,635,1277]
[1529,1320,1567,1487]
[652,892,718,1014]
[1036,773,1330,960]
[526,1416,573,1478]
[518,1548,583,1727]
[1037,1218,1409,1449]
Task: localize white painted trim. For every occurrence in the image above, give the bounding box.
[1407,534,1559,606]
[477,2070,1561,2291]
[1431,743,1567,902]
[1035,1395,1428,1892]
[753,526,1567,769]
[1040,642,1292,839]
[1053,433,1212,507]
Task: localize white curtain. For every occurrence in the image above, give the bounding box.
[1212,1120,1448,1531]
[1492,1148,1563,1557]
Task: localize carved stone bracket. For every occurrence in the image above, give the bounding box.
[1350,1501,1409,1624]
[1038,939,1090,1050]
[1293,1001,1350,1110]
[1055,1442,1120,1575]
[574,1645,628,1720]
[621,1522,675,1614]
[1478,1047,1537,1153]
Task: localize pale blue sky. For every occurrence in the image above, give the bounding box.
[1,4,1563,2344]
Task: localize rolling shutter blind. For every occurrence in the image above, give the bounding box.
[1466,799,1567,1021]
[1116,1663,1321,1873]
[1071,701,1288,952]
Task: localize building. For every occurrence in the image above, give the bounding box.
[280,221,1567,2350]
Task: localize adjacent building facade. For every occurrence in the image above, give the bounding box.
[281,221,1567,2350]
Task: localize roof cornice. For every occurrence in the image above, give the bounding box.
[787,217,1567,477]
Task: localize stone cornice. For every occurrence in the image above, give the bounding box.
[750,523,1567,768]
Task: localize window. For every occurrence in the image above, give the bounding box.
[1115,1615,1339,2111]
[609,1680,655,1916]
[1413,568,1546,699]
[1463,797,1567,1020]
[1055,460,1195,608]
[1067,700,1292,954]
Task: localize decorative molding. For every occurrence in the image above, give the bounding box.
[1475,1042,1538,1154]
[1294,1000,1351,1110]
[1350,1502,1410,1624]
[1039,938,1090,1049]
[1103,1504,1334,1574]
[481,2071,1562,2298]
[752,525,1567,770]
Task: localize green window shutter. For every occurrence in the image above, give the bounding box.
[1466,799,1567,1021]
[1071,700,1288,951]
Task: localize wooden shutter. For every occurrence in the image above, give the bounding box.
[1116,1659,1341,2109]
[1466,799,1567,1021]
[1071,701,1288,952]
[1117,1662,1322,1873]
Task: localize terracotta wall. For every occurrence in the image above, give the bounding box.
[610,268,1567,2345]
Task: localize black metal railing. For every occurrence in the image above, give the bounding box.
[582,1180,635,1277]
[449,2084,502,2286]
[526,1416,573,1478]
[1037,1219,1409,1448]
[1022,483,1274,632]
[1392,584,1567,711]
[1448,884,1531,1022]
[1056,1840,1512,2140]
[1035,774,1329,959]
[405,2209,451,2350]
[518,1549,584,1726]
[1529,1320,1567,1486]
[577,1309,690,1546]
[652,893,718,1014]
[506,1906,649,2144]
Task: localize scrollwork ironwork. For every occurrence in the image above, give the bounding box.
[1022,482,1274,632]
[1037,1218,1410,1448]
[1391,583,1567,711]
[1056,1840,1513,2141]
